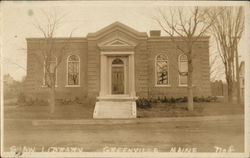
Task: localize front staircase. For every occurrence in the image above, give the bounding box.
[93,101,136,119]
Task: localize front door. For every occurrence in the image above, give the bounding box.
[111,58,125,94]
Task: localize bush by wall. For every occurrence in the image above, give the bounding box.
[136,98,152,109]
[136,96,217,109]
[16,91,88,106]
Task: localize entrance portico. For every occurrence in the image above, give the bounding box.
[93,37,138,118]
[98,51,137,100]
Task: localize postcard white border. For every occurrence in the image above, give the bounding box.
[1,1,249,158]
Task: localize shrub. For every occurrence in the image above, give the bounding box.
[193,96,198,102]
[183,97,188,102]
[175,97,186,103]
[163,96,170,103]
[192,96,217,102]
[149,97,157,103]
[25,98,49,106]
[157,96,161,103]
[73,97,84,104]
[170,97,176,103]
[205,96,217,102]
[139,96,217,105]
[34,99,49,106]
[57,99,72,105]
[57,97,84,105]
[136,98,152,109]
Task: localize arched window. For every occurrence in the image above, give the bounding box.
[155,54,169,85]
[67,55,80,86]
[43,56,57,87]
[179,54,188,85]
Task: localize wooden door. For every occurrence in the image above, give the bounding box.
[112,66,124,94]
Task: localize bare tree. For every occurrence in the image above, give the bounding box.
[154,7,216,111]
[207,7,244,103]
[32,10,74,114]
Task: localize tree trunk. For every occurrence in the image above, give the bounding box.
[235,45,241,104]
[228,80,233,102]
[227,60,233,103]
[49,86,56,114]
[187,85,194,111]
[187,58,194,111]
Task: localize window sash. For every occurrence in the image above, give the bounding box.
[156,59,169,85]
[180,61,188,72]
[67,60,80,85]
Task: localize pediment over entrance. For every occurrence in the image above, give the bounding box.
[108,39,128,46]
[87,22,148,51]
[97,35,137,51]
[87,21,147,40]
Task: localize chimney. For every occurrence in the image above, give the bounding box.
[150,30,161,37]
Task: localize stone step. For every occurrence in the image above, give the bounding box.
[93,101,137,119]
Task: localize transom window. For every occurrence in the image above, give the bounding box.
[43,56,57,87]
[179,54,188,85]
[155,54,169,85]
[112,58,124,65]
[67,55,80,86]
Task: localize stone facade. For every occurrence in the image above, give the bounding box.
[25,22,211,105]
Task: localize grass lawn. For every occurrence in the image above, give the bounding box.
[4,100,245,153]
[137,101,244,118]
[4,103,94,120]
[4,118,244,152]
[4,99,244,120]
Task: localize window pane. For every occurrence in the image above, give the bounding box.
[156,54,168,61]
[68,62,79,85]
[180,54,187,60]
[180,61,188,72]
[69,55,79,62]
[156,60,168,85]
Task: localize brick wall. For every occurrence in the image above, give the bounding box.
[134,40,149,98]
[25,38,88,101]
[25,35,211,102]
[86,40,100,103]
[146,38,211,98]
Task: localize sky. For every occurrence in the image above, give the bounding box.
[1,1,249,81]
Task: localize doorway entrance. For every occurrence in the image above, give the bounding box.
[94,51,137,118]
[98,51,136,98]
[111,58,125,94]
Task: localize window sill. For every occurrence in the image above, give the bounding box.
[65,85,81,87]
[178,84,188,87]
[41,85,58,88]
[178,85,195,87]
[155,85,171,87]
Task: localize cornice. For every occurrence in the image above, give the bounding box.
[26,37,87,43]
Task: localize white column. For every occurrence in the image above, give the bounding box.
[99,54,107,96]
[129,54,136,97]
